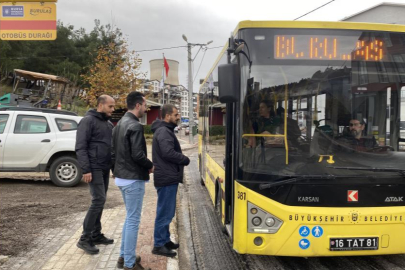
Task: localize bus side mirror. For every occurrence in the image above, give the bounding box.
[218,63,239,103]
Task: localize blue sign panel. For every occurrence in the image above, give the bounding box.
[2,6,24,17]
[298,226,310,237]
[312,226,323,238]
[299,239,310,250]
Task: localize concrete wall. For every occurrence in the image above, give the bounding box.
[342,5,405,24]
[149,59,179,86]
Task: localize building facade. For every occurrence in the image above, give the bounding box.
[341,3,405,24]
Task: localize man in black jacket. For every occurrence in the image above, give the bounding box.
[151,104,190,257]
[112,92,153,270]
[75,95,115,254]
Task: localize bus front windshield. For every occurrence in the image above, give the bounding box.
[239,28,405,181]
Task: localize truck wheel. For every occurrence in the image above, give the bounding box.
[49,156,82,187]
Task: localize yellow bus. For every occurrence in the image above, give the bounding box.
[198,21,405,256]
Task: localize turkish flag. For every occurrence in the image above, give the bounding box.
[164,57,170,77]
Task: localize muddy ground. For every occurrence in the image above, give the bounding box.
[0,173,122,257]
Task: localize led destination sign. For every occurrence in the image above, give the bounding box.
[275,35,385,61]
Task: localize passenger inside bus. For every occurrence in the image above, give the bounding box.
[248,100,283,147]
[276,107,302,148]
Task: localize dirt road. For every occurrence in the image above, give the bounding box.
[0,173,122,257]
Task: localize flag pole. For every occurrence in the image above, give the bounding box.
[162,53,165,105]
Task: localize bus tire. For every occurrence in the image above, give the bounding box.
[215,182,227,234]
[199,154,205,186]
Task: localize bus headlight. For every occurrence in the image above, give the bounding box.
[247,202,283,234]
[252,217,262,226]
[265,217,275,227]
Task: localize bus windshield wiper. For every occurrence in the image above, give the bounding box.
[328,166,405,176]
[259,174,364,190]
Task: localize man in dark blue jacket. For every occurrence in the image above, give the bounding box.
[75,95,115,254]
[151,104,190,257]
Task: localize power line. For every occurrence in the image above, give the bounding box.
[0,46,223,60]
[207,46,223,50]
[1,45,224,59]
[136,45,222,53]
[193,48,207,82]
[136,45,187,52]
[294,0,336,21]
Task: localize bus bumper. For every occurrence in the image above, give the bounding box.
[233,182,405,256]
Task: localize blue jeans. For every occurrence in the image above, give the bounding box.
[154,184,178,247]
[119,181,145,268]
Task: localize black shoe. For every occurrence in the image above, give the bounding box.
[124,263,150,270]
[152,246,177,257]
[117,256,141,269]
[164,241,180,250]
[92,234,114,245]
[77,240,99,254]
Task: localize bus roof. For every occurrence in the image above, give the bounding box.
[234,20,405,34]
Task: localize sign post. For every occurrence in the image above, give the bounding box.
[0,0,57,40]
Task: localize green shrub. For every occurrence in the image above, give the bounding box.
[143,125,152,134]
[209,125,225,136]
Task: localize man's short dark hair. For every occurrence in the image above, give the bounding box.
[352,118,366,125]
[127,91,144,110]
[162,104,176,118]
[96,95,107,106]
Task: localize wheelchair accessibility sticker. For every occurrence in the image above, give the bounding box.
[299,226,310,237]
[312,226,323,237]
[299,239,310,249]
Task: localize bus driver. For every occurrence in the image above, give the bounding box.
[335,119,377,152]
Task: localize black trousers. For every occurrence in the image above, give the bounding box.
[81,169,109,241]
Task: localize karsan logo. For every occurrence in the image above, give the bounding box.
[30,7,52,16]
[385,197,404,202]
[298,197,319,203]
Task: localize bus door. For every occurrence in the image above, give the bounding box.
[224,102,234,236]
[200,92,208,182]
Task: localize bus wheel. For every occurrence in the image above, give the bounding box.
[215,184,227,234]
[215,184,222,216]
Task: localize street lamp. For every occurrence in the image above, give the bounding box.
[182,34,213,144]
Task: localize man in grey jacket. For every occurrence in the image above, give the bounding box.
[112,92,153,270]
[151,104,190,257]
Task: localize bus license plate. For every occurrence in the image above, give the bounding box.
[330,237,378,251]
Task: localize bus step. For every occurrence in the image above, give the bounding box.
[225,224,232,237]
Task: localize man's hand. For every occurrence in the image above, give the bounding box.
[82,173,92,183]
[149,166,155,174]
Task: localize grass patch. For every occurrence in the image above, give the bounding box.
[0,82,13,97]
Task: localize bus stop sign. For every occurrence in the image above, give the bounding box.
[0,2,57,40]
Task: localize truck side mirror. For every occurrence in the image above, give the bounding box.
[218,63,239,103]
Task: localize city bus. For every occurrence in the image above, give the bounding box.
[198,21,405,256]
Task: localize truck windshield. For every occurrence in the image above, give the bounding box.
[239,28,405,180]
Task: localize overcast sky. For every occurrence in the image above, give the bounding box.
[58,0,405,92]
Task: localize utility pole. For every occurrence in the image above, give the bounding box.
[186,42,194,144]
[182,34,213,144]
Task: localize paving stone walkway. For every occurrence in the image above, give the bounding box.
[1,181,176,270]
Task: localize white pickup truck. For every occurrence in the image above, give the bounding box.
[0,107,83,187]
